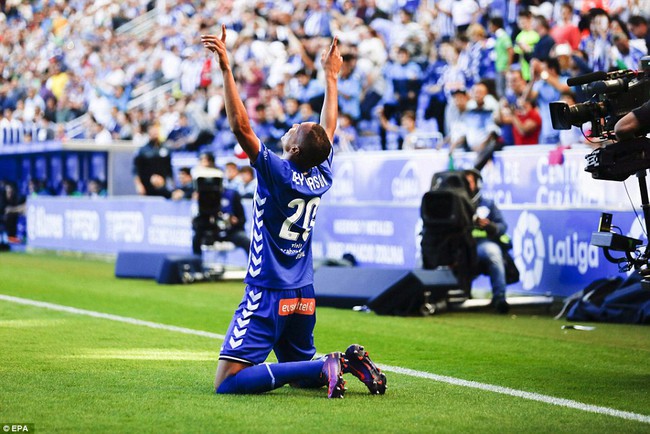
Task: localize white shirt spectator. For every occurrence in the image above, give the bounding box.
[451,0,480,28]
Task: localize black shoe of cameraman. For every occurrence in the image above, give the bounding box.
[491,297,510,314]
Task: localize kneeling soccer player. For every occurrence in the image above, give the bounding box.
[202,27,386,398]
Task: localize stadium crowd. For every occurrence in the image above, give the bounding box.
[0,0,649,169]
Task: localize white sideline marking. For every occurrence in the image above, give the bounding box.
[0,294,225,340]
[1,293,649,424]
[379,365,650,424]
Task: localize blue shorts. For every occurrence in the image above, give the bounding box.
[219,284,317,365]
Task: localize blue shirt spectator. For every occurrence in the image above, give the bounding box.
[337,54,363,120]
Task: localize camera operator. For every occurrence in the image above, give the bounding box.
[614,100,650,140]
[464,169,511,314]
[191,152,251,256]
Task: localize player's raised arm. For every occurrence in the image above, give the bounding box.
[201,25,260,162]
[320,37,342,142]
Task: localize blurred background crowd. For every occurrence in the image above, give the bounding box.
[0,0,649,191]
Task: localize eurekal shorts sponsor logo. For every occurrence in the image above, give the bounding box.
[278,298,316,316]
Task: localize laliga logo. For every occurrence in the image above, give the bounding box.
[391,161,421,202]
[512,211,545,290]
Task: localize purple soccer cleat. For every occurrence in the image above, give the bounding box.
[343,344,387,395]
[321,352,346,399]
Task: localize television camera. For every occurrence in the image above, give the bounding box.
[551,57,650,277]
[184,166,233,283]
[193,166,231,245]
[550,56,650,143]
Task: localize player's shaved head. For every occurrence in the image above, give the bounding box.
[295,123,331,170]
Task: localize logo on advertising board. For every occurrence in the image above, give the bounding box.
[64,210,100,241]
[391,161,421,203]
[512,211,545,290]
[329,160,355,201]
[106,211,145,243]
[27,205,64,240]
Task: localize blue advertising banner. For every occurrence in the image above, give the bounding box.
[325,146,641,209]
[27,197,194,254]
[312,205,643,297]
[26,146,648,298]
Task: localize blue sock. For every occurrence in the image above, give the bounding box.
[216,359,324,394]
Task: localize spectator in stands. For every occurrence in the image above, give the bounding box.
[447,85,500,153]
[288,68,325,111]
[579,9,612,72]
[443,88,471,150]
[167,112,196,150]
[87,178,107,198]
[609,16,632,40]
[251,103,284,154]
[22,87,45,123]
[238,166,257,199]
[90,117,113,145]
[611,32,648,70]
[378,109,424,150]
[419,43,448,135]
[277,98,302,129]
[628,15,650,53]
[297,102,320,124]
[7,0,643,158]
[450,0,481,35]
[1,181,26,244]
[42,96,57,124]
[171,167,194,200]
[382,46,423,119]
[132,123,174,196]
[45,60,70,102]
[488,17,513,99]
[495,69,528,146]
[464,168,510,314]
[0,108,23,145]
[550,3,581,50]
[333,113,358,152]
[379,46,422,149]
[60,178,83,197]
[531,15,555,62]
[552,44,591,103]
[223,161,244,192]
[438,43,470,136]
[514,9,540,81]
[510,97,542,145]
[466,24,496,89]
[27,178,51,197]
[338,53,363,121]
[528,58,570,144]
[55,94,76,123]
[434,0,456,41]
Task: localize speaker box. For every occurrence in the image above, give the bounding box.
[367,268,460,316]
[314,266,460,315]
[314,267,413,309]
[156,255,204,284]
[115,251,171,279]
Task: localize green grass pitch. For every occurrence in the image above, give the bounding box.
[1,251,649,433]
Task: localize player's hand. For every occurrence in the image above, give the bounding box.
[321,36,342,78]
[201,25,230,71]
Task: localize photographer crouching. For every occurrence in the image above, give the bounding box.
[464,169,511,314]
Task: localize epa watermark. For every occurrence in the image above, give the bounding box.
[1,424,34,433]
